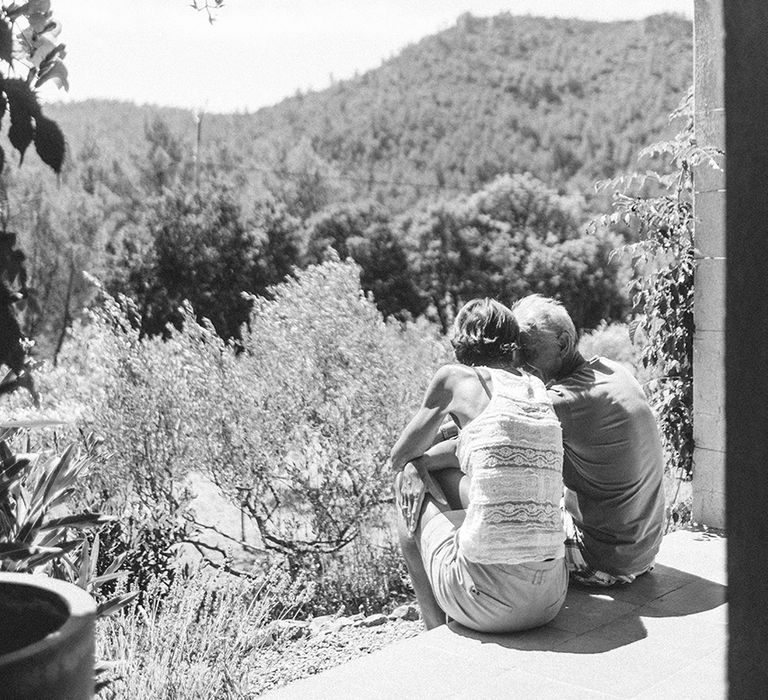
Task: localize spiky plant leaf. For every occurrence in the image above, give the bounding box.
[77,536,90,588]
[0,541,62,561]
[39,513,116,531]
[0,457,30,494]
[96,590,140,618]
[41,443,77,505]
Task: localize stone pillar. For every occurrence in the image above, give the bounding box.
[724,1,768,694]
[692,0,726,528]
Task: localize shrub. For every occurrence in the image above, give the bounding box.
[578,321,642,375]
[33,260,448,581]
[210,259,449,556]
[300,539,412,617]
[401,173,628,332]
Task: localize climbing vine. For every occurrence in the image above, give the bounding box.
[597,93,720,479]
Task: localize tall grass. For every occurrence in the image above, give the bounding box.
[97,566,312,699]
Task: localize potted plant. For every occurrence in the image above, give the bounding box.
[0,434,137,697]
[0,572,96,698]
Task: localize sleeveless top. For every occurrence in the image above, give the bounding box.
[456,367,565,565]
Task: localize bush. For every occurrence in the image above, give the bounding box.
[578,321,642,375]
[210,259,449,555]
[300,540,412,617]
[401,173,628,332]
[31,260,448,590]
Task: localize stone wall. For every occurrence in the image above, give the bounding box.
[692,0,725,528]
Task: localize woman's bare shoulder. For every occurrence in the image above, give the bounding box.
[431,363,476,386]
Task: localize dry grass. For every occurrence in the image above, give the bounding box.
[97,566,312,699]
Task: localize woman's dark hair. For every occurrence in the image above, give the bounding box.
[451,298,519,366]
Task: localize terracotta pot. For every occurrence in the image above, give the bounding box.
[0,573,96,699]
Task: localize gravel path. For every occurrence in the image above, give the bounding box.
[251,617,424,696]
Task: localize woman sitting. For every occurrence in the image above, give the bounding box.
[391,298,566,632]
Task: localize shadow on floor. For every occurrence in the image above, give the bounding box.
[447,563,727,654]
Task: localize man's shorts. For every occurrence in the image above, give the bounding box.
[419,510,567,633]
[562,507,654,587]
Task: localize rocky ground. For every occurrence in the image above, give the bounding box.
[250,604,423,696]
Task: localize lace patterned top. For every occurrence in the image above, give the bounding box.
[456,367,564,565]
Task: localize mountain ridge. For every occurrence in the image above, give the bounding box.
[39,12,692,211]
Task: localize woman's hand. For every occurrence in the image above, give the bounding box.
[395,460,448,534]
[396,462,427,535]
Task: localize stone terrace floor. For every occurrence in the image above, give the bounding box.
[266,529,727,699]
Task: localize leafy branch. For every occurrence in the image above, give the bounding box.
[595,91,707,479]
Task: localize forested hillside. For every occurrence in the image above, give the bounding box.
[3,12,692,359]
[43,12,691,209]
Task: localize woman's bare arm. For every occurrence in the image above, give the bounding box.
[390,365,458,471]
[412,437,460,472]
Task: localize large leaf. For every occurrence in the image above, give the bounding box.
[35,59,68,92]
[33,114,65,173]
[27,1,52,14]
[4,79,40,164]
[0,18,12,65]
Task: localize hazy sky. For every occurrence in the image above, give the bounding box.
[48,0,693,114]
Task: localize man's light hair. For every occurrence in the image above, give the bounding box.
[511,294,577,346]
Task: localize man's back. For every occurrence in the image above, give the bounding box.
[549,356,665,576]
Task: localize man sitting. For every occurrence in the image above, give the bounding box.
[512,294,665,586]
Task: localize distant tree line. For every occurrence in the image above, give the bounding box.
[0,12,695,361]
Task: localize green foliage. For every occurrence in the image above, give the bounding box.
[0,2,68,173]
[0,432,138,634]
[401,173,627,331]
[0,2,68,401]
[41,14,691,211]
[210,12,691,210]
[94,518,187,604]
[105,184,301,340]
[7,14,694,357]
[140,116,189,194]
[577,321,642,375]
[602,94,718,477]
[303,201,425,320]
[264,136,353,221]
[216,259,448,554]
[42,260,447,564]
[300,538,412,617]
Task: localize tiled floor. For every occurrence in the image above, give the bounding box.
[266,529,727,699]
